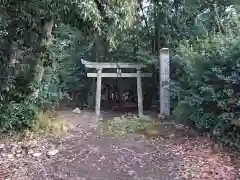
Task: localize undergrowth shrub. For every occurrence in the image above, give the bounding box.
[0,66,63,133]
[172,33,240,140]
[172,100,193,126]
[36,67,62,112]
[0,93,64,134]
[0,100,38,132]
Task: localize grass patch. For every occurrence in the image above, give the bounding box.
[32,111,71,135]
[0,111,71,144]
[103,115,156,135]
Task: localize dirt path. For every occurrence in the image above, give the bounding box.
[27,111,180,180]
[1,111,239,180]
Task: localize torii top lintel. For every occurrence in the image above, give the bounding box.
[81,59,146,69]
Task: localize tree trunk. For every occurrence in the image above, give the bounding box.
[31,19,54,99]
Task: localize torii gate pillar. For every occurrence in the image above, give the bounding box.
[137,68,143,117]
[95,68,102,117]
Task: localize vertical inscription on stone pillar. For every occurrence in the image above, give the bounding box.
[159,48,170,116]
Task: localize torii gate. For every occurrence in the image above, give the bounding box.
[81,59,152,117]
[82,48,170,118]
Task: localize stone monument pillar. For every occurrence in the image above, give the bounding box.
[159,48,170,116]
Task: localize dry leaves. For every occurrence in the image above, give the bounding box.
[0,138,60,179]
[170,137,239,180]
[1,111,240,180]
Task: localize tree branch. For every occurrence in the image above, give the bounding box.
[138,0,151,36]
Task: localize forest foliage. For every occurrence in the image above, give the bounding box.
[0,0,240,146]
